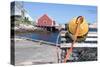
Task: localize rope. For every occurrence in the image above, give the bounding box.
[64,17,82,62]
[56,32,61,63]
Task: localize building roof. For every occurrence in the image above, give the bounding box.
[38,14,53,21]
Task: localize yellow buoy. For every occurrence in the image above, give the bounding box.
[68,16,89,37]
[67,16,89,41]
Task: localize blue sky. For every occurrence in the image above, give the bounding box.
[23,2,97,24]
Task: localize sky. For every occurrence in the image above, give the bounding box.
[22,1,97,24]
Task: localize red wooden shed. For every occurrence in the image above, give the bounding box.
[37,14,55,27]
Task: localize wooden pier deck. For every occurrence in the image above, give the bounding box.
[60,31,97,48]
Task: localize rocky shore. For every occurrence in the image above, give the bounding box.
[15,24,51,35]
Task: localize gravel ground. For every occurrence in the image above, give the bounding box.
[15,38,61,66]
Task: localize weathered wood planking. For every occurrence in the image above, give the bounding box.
[60,31,97,48]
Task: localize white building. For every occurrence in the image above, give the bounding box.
[11,1,33,22]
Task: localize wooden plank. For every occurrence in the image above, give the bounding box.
[60,43,97,48]
[60,31,97,48]
[61,38,66,41]
[86,38,97,41]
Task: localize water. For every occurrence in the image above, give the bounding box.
[17,31,61,44]
[17,28,97,44]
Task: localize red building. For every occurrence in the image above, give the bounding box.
[36,14,56,32]
[37,14,55,27]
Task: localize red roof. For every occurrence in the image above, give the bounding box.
[37,14,55,27]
